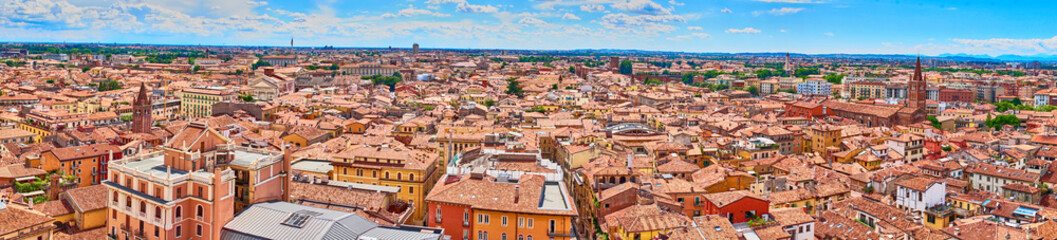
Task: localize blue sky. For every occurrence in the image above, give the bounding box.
[2,0,1057,56]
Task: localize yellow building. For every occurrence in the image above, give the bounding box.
[809,125,842,154]
[332,145,442,225]
[180,87,235,117]
[604,204,689,240]
[848,81,886,99]
[0,204,55,240]
[49,185,110,230]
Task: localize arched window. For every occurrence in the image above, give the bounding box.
[126,196,132,207]
[112,191,118,202]
[155,207,162,219]
[385,172,390,179]
[175,206,182,218]
[397,173,402,180]
[140,201,146,213]
[196,205,204,217]
[409,173,415,181]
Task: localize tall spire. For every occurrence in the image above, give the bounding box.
[135,82,151,106]
[913,56,923,81]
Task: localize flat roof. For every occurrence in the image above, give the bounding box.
[291,160,333,174]
[538,182,571,211]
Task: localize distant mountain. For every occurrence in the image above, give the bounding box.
[938,53,1057,62]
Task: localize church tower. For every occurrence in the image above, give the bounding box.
[907,56,927,111]
[132,83,153,133]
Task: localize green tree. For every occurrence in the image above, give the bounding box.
[505,78,524,97]
[484,99,496,107]
[238,94,255,102]
[329,63,340,70]
[192,65,201,72]
[363,74,402,91]
[619,60,633,75]
[927,116,942,129]
[252,60,271,69]
[569,66,576,74]
[82,66,91,72]
[746,85,759,96]
[823,73,845,84]
[97,80,123,91]
[985,114,1020,130]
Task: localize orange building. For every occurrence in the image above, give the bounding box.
[39,144,122,187]
[104,122,291,240]
[426,174,578,240]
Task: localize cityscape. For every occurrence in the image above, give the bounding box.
[3,0,1057,240]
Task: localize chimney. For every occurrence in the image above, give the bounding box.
[514,185,520,203]
[282,147,292,202]
[264,68,275,76]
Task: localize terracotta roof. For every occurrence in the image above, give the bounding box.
[602,204,690,233]
[425,174,576,216]
[45,144,120,161]
[703,190,767,208]
[965,163,1040,183]
[64,184,108,212]
[0,205,54,236]
[35,200,73,217]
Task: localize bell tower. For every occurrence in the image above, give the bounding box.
[132,83,153,133]
[907,56,927,111]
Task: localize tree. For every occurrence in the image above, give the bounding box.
[97,80,122,91]
[192,65,201,72]
[927,116,942,129]
[252,60,271,70]
[644,77,663,85]
[505,78,524,97]
[81,66,91,72]
[484,99,496,107]
[746,85,759,96]
[328,63,340,70]
[823,73,845,84]
[569,66,576,74]
[238,94,255,102]
[363,74,402,91]
[1011,97,1023,106]
[985,114,1020,130]
[619,60,633,75]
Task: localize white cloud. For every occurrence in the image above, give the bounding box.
[611,0,672,15]
[456,2,498,13]
[780,29,787,32]
[382,5,450,18]
[726,27,761,34]
[597,13,684,34]
[519,16,546,25]
[768,7,803,16]
[580,4,604,12]
[687,26,702,31]
[668,0,684,6]
[824,32,834,36]
[562,13,581,20]
[669,32,709,40]
[720,8,732,13]
[952,36,1057,55]
[425,0,464,4]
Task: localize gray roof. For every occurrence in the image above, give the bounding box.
[291,160,333,174]
[222,201,442,240]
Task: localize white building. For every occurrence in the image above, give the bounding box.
[894,176,946,212]
[796,79,832,96]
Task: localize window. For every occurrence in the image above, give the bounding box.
[528,236,533,240]
[927,215,935,223]
[140,202,146,213]
[519,235,524,240]
[176,226,183,238]
[196,224,203,236]
[397,173,402,180]
[463,212,470,226]
[463,230,469,240]
[409,186,414,194]
[502,233,507,240]
[155,207,162,219]
[154,225,159,238]
[518,217,524,227]
[527,218,534,228]
[502,216,508,226]
[385,172,390,179]
[198,186,204,197]
[549,220,556,233]
[409,173,415,181]
[126,196,132,207]
[113,192,119,203]
[196,205,204,218]
[435,208,442,223]
[112,209,117,219]
[175,206,182,218]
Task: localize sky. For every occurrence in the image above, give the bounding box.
[2,0,1057,56]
